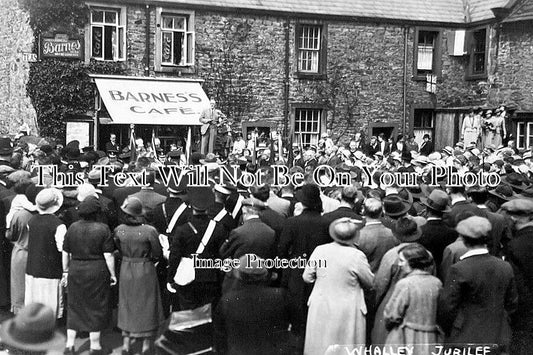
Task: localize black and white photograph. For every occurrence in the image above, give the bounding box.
[0,0,533,354]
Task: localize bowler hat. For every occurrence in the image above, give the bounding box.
[420,189,451,213]
[35,188,63,215]
[329,217,365,245]
[393,216,421,242]
[187,187,215,211]
[382,195,412,217]
[0,136,13,155]
[456,216,492,239]
[0,303,65,351]
[295,184,322,211]
[120,196,143,217]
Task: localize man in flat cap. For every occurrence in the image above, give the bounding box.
[502,199,533,355]
[439,216,517,353]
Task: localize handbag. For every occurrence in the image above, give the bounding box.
[173,209,227,286]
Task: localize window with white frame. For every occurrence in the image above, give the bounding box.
[90,7,125,61]
[297,25,322,73]
[294,108,323,147]
[156,9,194,70]
[517,122,533,149]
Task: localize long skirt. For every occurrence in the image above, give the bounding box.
[25,275,62,318]
[10,245,27,314]
[67,259,111,332]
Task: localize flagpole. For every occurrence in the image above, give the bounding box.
[129,123,136,163]
[186,127,192,165]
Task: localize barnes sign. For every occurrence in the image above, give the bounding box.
[41,34,83,59]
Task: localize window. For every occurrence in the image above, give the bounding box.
[413,109,435,146]
[413,28,442,79]
[467,28,488,78]
[517,122,533,149]
[155,8,194,71]
[294,108,324,147]
[295,23,326,76]
[89,7,126,61]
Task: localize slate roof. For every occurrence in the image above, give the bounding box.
[105,0,513,24]
[503,0,533,22]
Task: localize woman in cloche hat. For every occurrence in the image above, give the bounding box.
[115,196,164,354]
[303,217,373,355]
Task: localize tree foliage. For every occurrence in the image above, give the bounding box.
[19,0,89,35]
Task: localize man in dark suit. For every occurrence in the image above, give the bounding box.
[214,254,290,355]
[278,184,330,352]
[419,134,434,156]
[502,199,533,355]
[444,186,486,227]
[250,184,285,242]
[322,186,362,229]
[208,184,238,233]
[468,186,511,257]
[418,189,458,275]
[439,216,518,352]
[167,187,228,311]
[377,133,389,155]
[366,136,379,156]
[105,133,121,154]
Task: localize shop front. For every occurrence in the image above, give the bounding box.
[88,75,210,153]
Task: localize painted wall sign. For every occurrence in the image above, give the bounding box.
[41,34,83,59]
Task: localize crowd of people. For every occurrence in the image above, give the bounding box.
[0,117,531,355]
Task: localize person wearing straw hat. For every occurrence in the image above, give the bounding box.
[115,196,164,355]
[303,217,373,355]
[372,216,425,345]
[0,303,65,354]
[502,199,533,355]
[439,216,517,353]
[25,188,65,319]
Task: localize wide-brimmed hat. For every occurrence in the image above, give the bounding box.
[488,184,517,201]
[0,303,65,351]
[420,189,451,213]
[199,153,220,164]
[329,217,365,245]
[517,186,533,199]
[76,183,98,202]
[35,188,63,215]
[382,195,412,217]
[120,196,143,217]
[502,172,527,191]
[295,184,322,210]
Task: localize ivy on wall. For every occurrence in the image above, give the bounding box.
[18,0,126,141]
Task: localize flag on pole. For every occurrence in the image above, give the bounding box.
[129,124,136,163]
[152,129,161,163]
[269,132,275,164]
[185,127,192,165]
[278,132,283,162]
[287,134,294,168]
[252,135,257,166]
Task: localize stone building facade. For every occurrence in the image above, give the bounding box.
[5,0,533,150]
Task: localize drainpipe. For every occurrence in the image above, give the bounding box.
[284,17,290,139]
[144,5,150,76]
[403,26,408,134]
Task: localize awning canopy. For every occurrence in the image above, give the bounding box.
[91,75,210,126]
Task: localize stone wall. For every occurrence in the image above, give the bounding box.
[0,0,37,135]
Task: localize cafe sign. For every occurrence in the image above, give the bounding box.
[41,34,83,59]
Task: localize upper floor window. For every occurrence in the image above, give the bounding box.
[90,7,126,61]
[467,28,488,79]
[295,23,326,77]
[413,28,442,80]
[155,8,195,71]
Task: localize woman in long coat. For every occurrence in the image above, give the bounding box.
[384,243,443,355]
[6,182,38,314]
[63,196,116,354]
[303,218,374,355]
[372,216,425,345]
[115,196,164,354]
